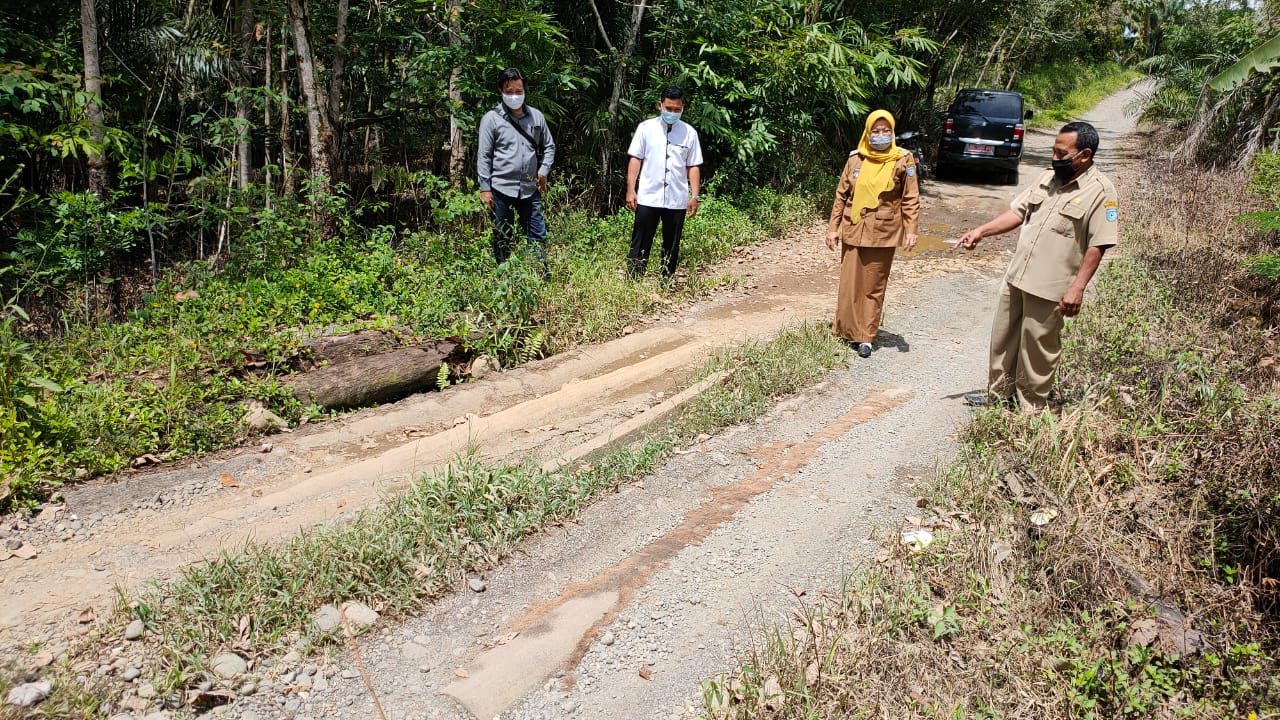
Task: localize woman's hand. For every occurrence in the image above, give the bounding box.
[825,231,840,251]
[902,233,918,251]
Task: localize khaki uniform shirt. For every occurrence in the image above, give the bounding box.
[1006,165,1119,301]
[826,149,920,248]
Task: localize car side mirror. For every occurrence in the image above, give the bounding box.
[1024,109,1035,120]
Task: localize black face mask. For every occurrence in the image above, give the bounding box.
[1052,152,1082,182]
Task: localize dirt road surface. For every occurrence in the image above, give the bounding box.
[0,84,1146,720]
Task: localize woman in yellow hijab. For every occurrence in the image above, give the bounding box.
[825,109,920,358]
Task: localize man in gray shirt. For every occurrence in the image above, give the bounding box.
[477,67,556,276]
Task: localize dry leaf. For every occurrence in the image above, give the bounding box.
[453,668,470,678]
[219,473,238,488]
[481,631,520,649]
[805,661,819,687]
[185,689,235,709]
[414,562,433,579]
[131,453,161,468]
[788,586,807,598]
[77,607,96,624]
[251,488,263,497]
[36,505,62,523]
[336,500,346,509]
[905,515,923,526]
[638,665,653,680]
[173,290,201,301]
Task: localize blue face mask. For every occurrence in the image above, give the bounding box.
[869,135,892,150]
[660,110,682,125]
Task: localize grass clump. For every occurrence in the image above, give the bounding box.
[699,135,1279,718]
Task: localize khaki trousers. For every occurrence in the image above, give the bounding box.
[988,282,1064,410]
[833,245,896,343]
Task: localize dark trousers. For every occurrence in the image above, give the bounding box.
[491,189,547,273]
[627,205,687,279]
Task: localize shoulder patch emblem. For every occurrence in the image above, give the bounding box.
[1106,206,1118,222]
[906,166,916,177]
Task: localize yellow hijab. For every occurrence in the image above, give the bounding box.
[851,110,901,221]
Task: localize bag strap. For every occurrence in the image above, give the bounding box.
[497,105,545,167]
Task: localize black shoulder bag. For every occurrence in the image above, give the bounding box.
[497,105,545,169]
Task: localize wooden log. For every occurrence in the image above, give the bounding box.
[288,340,459,409]
[299,327,409,367]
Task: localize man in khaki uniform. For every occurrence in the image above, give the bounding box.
[957,121,1118,410]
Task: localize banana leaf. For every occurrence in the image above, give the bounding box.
[1209,32,1280,92]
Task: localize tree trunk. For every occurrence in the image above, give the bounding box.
[592,0,648,212]
[328,0,349,180]
[235,0,256,191]
[80,0,108,198]
[286,0,333,197]
[287,341,461,409]
[445,0,466,187]
[279,32,294,196]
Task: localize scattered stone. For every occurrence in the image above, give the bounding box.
[284,698,301,713]
[311,676,329,691]
[136,683,157,699]
[300,664,318,677]
[340,668,360,680]
[467,578,487,593]
[600,631,615,647]
[242,401,288,432]
[210,652,247,680]
[340,600,380,629]
[124,619,145,641]
[469,355,500,380]
[6,681,52,707]
[3,538,20,551]
[311,605,343,632]
[280,650,301,665]
[237,681,257,696]
[121,667,141,681]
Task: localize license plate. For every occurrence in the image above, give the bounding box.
[965,143,995,156]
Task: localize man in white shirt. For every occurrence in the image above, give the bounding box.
[624,87,705,281]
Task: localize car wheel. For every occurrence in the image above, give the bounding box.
[1005,168,1019,185]
[935,162,950,181]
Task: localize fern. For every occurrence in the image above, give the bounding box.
[1243,253,1280,280]
[435,362,450,388]
[518,329,545,365]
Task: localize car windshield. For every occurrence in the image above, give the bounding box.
[953,93,1022,118]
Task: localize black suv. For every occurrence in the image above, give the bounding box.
[936,89,1032,184]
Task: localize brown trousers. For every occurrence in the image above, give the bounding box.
[833,245,896,343]
[988,282,1064,410]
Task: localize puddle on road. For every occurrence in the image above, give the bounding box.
[441,385,914,719]
[901,222,960,258]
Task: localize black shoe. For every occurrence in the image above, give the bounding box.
[857,342,873,358]
[963,391,1013,408]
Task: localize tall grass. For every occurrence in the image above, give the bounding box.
[1018,61,1143,127]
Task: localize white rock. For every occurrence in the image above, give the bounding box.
[210,652,247,680]
[600,631,615,646]
[6,681,52,707]
[136,683,157,699]
[469,355,500,380]
[340,600,379,628]
[124,619,145,641]
[311,604,343,632]
[467,578,487,593]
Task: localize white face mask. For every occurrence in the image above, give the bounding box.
[502,93,525,110]
[869,135,892,150]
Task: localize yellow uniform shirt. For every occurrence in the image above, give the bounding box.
[1005,165,1119,301]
